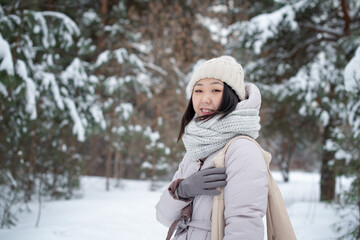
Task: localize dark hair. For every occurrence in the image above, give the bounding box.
[177,83,240,142]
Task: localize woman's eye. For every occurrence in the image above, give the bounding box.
[194,89,202,93]
[212,89,221,92]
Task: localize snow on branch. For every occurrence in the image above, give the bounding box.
[64,97,85,142]
[344,46,360,91]
[0,34,14,75]
[288,35,337,59]
[104,76,130,94]
[41,11,80,36]
[351,5,360,20]
[16,60,37,120]
[41,11,80,49]
[344,46,360,138]
[0,82,7,97]
[0,7,21,31]
[90,104,106,130]
[114,48,128,64]
[244,4,298,54]
[38,71,65,110]
[129,54,145,72]
[95,50,110,67]
[144,126,160,147]
[60,58,88,87]
[298,23,343,37]
[32,11,49,48]
[142,62,167,76]
[197,14,229,45]
[115,103,133,120]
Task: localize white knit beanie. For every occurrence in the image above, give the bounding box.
[188,56,245,100]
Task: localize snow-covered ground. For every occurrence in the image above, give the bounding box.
[0,171,356,240]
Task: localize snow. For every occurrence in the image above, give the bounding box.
[348,100,360,138]
[33,11,49,48]
[344,46,360,91]
[144,126,160,145]
[129,54,146,72]
[0,172,356,240]
[335,149,353,163]
[0,33,14,75]
[16,60,37,120]
[82,9,100,26]
[42,11,80,37]
[132,41,152,55]
[0,81,8,97]
[60,58,87,87]
[104,76,129,94]
[115,103,133,120]
[320,110,329,127]
[90,104,106,129]
[147,63,167,77]
[95,50,110,67]
[40,71,65,110]
[136,73,151,91]
[128,125,142,132]
[114,48,128,64]
[197,14,229,45]
[344,46,360,138]
[245,4,298,54]
[141,161,153,169]
[209,5,228,13]
[64,98,85,142]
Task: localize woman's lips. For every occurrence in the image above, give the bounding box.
[201,108,214,115]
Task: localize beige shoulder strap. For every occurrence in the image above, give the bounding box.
[211,136,297,240]
[212,135,271,168]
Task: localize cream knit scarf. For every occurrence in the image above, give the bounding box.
[182,108,260,161]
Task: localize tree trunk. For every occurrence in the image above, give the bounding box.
[320,123,336,201]
[101,0,108,26]
[25,102,39,202]
[358,187,360,239]
[27,130,36,195]
[105,108,115,191]
[47,0,53,10]
[150,104,160,190]
[357,155,360,238]
[280,137,295,182]
[66,135,75,199]
[98,0,108,51]
[113,149,119,179]
[280,138,289,182]
[113,149,123,187]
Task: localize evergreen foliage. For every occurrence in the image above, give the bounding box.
[233,0,360,237]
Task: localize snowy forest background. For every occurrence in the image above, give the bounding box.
[0,0,359,238]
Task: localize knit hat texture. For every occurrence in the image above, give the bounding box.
[188,56,245,100]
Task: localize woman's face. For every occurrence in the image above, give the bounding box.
[192,78,224,117]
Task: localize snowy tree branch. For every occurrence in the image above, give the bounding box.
[142,62,167,76]
[288,35,337,59]
[351,6,360,21]
[298,23,342,37]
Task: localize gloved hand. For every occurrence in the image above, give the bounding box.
[176,167,227,200]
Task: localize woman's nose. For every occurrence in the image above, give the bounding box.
[201,93,211,104]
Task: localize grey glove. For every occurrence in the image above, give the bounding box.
[176,167,227,200]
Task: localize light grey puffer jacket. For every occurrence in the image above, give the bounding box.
[156,84,268,240]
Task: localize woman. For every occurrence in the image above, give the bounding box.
[156,56,268,240]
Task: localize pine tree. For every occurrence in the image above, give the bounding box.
[232,0,359,237]
[0,1,103,226]
[233,0,359,200]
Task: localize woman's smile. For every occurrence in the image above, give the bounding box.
[200,108,215,115]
